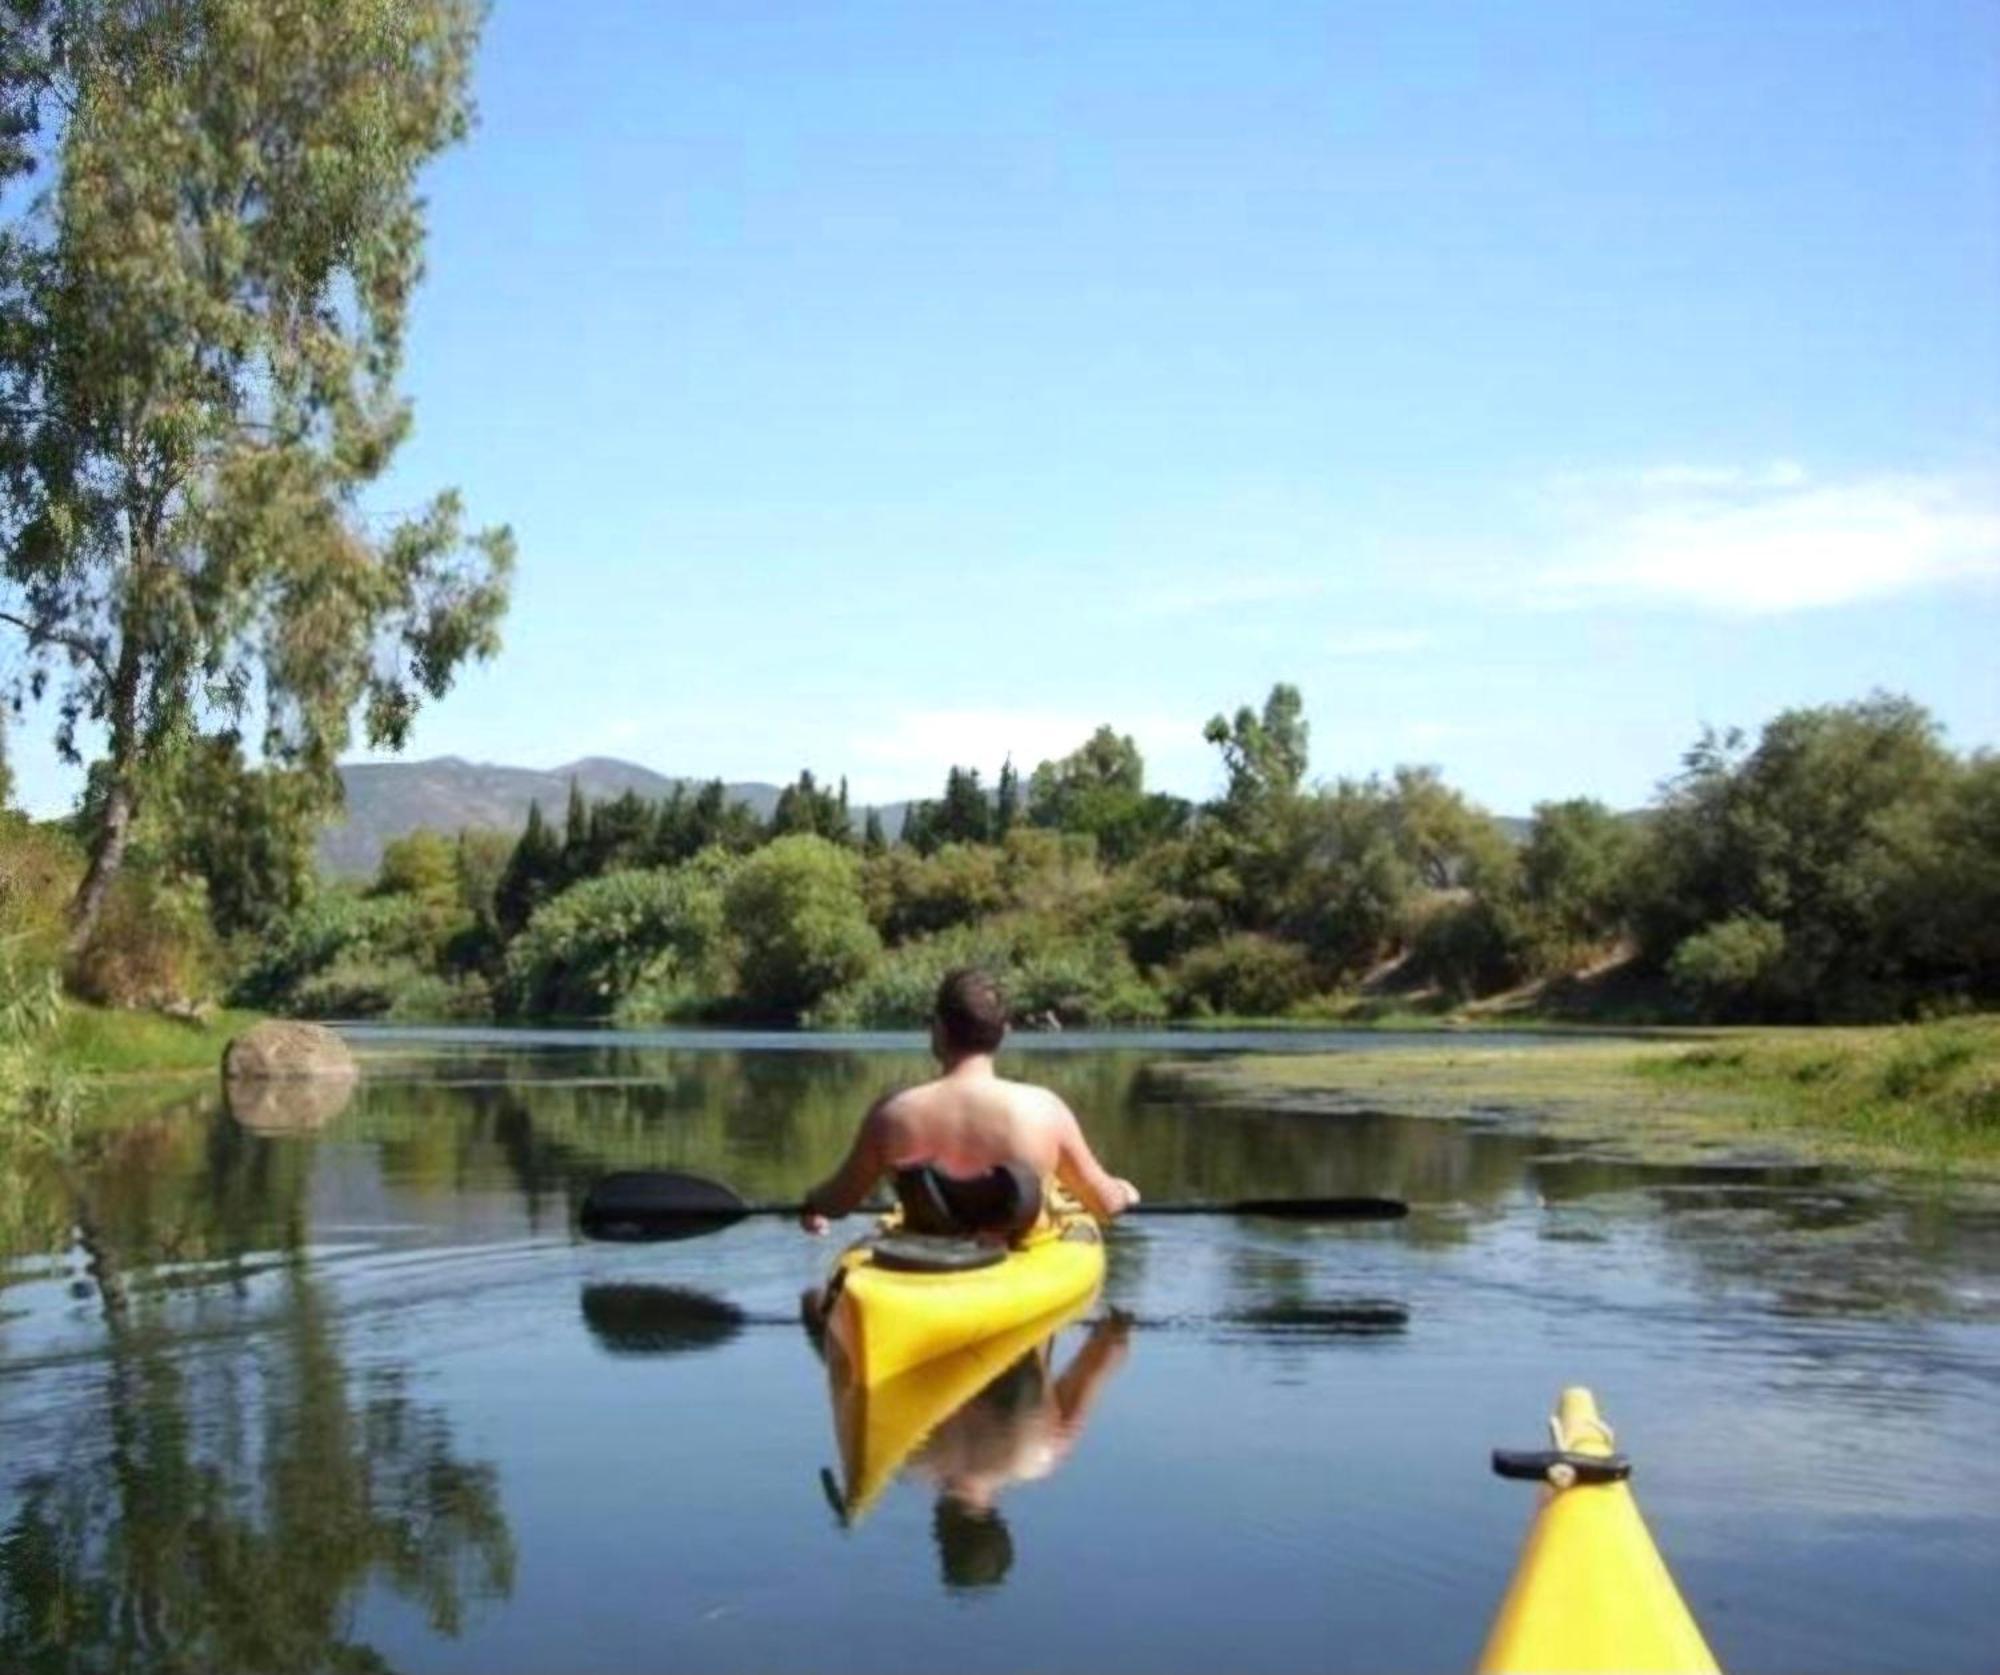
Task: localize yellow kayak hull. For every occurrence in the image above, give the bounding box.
[826,1291,1096,1522]
[1477,1388,1720,1675]
[825,1210,1104,1388]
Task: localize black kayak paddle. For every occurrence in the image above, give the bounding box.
[577,1168,1408,1242]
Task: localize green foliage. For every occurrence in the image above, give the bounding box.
[205,685,2000,1029]
[229,888,433,1011]
[495,800,561,939]
[0,813,82,969]
[291,958,486,1021]
[1,0,513,945]
[1205,683,1309,817]
[1516,798,1638,968]
[770,770,847,841]
[1667,915,1788,1017]
[1404,892,1525,1001]
[862,843,1007,942]
[501,861,732,1020]
[994,758,1020,837]
[0,934,71,1136]
[146,736,321,938]
[1268,781,1419,978]
[1026,725,1186,864]
[374,830,460,909]
[1165,933,1316,1018]
[724,836,879,1019]
[1641,694,1963,1018]
[68,861,220,1009]
[814,914,1163,1029]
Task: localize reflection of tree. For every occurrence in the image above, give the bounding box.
[0,1266,513,1673]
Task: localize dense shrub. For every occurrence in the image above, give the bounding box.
[724,837,879,1019]
[70,865,220,1008]
[230,890,435,1009]
[288,958,487,1021]
[1668,916,1787,1019]
[1404,892,1525,1001]
[501,861,731,1019]
[1165,933,1316,1017]
[813,914,1164,1029]
[0,817,82,967]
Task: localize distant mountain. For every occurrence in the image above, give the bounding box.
[322,757,754,877]
[319,754,1561,879]
[320,755,919,878]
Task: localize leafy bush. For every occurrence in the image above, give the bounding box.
[1405,892,1525,1001]
[862,843,1006,942]
[502,861,732,1018]
[1165,933,1316,1017]
[230,890,435,1008]
[724,837,879,1019]
[1668,915,1787,1018]
[0,816,82,966]
[813,914,1164,1028]
[70,864,221,1009]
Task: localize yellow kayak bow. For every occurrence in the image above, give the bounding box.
[1477,1387,1720,1675]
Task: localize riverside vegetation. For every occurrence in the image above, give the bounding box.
[4,687,1998,1046]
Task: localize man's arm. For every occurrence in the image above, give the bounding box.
[1051,1098,1140,1221]
[801,1096,897,1233]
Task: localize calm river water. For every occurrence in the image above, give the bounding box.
[2,1028,1996,1673]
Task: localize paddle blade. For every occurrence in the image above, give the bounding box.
[1234,1196,1409,1221]
[578,1170,754,1241]
[1132,1195,1409,1221]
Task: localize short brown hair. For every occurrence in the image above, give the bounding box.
[934,967,1007,1054]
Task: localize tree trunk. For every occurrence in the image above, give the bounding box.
[67,770,137,957]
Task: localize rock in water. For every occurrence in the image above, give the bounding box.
[222,1020,358,1082]
[225,1072,357,1134]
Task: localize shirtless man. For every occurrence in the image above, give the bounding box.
[799,968,1141,1235]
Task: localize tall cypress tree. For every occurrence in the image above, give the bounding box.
[862,807,887,853]
[995,757,1019,837]
[940,766,990,844]
[496,800,561,937]
[561,777,590,881]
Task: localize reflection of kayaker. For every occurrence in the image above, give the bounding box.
[819,1307,1132,1591]
[913,1311,1131,1507]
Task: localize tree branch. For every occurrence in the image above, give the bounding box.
[0,609,113,686]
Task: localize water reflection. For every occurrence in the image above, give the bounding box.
[579,1282,748,1356]
[1,1091,516,1672]
[2,1031,1995,1674]
[0,1266,514,1673]
[819,1306,1132,1592]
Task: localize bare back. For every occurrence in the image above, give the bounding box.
[803,1058,1137,1223]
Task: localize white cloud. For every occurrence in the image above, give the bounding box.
[1325,627,1437,658]
[1133,574,1328,617]
[1533,464,2000,614]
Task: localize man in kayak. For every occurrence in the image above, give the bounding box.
[800,967,1141,1237]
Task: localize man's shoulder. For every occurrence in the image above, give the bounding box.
[993,1076,1069,1117]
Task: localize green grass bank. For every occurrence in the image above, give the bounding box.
[1168,1015,2000,1180]
[50,1005,266,1078]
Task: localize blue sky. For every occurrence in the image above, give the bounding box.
[12,0,2000,816]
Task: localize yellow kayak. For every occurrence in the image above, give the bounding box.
[823,1206,1104,1388]
[824,1290,1097,1522]
[1477,1387,1720,1674]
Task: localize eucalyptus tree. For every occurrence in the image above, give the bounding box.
[0,0,513,951]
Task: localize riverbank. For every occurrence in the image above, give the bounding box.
[50,1004,265,1077]
[1165,1015,2000,1180]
